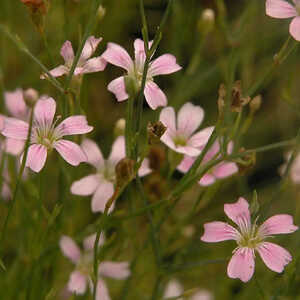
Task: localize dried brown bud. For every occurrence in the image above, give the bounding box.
[231,80,251,113]
[250,95,262,114]
[236,148,256,175]
[21,0,47,14]
[148,146,166,171]
[115,158,135,188]
[217,83,226,117]
[147,121,167,145]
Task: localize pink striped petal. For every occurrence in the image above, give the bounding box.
[41,65,69,79]
[4,89,27,118]
[5,138,25,156]
[91,181,114,213]
[68,271,87,295]
[149,54,181,76]
[199,174,216,186]
[83,233,105,251]
[177,156,194,174]
[259,214,298,236]
[201,221,239,242]
[160,106,176,132]
[108,136,125,163]
[102,43,133,71]
[71,174,100,196]
[96,279,111,300]
[59,235,81,264]
[289,16,300,41]
[60,40,74,64]
[164,280,183,299]
[144,81,167,110]
[23,144,47,173]
[176,145,201,156]
[81,138,104,169]
[214,162,238,179]
[227,248,255,282]
[2,117,29,140]
[224,197,251,229]
[257,242,292,273]
[134,39,147,69]
[56,115,93,137]
[80,36,102,61]
[107,77,128,102]
[54,140,87,166]
[266,0,297,18]
[99,262,130,279]
[188,126,214,149]
[75,57,107,75]
[160,132,177,152]
[34,97,56,127]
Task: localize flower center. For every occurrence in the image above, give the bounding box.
[35,126,57,148]
[173,135,187,147]
[99,161,116,182]
[236,222,263,249]
[76,253,93,276]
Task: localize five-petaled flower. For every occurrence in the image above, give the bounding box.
[41,36,107,79]
[59,234,130,299]
[102,39,182,110]
[177,141,238,186]
[159,102,214,156]
[266,0,300,41]
[1,97,93,172]
[201,197,298,282]
[70,136,151,213]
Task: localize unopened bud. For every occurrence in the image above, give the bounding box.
[147,121,167,145]
[182,225,195,238]
[198,8,215,34]
[114,118,126,137]
[115,158,135,188]
[231,80,251,113]
[148,146,166,171]
[97,5,106,20]
[23,88,39,107]
[250,95,262,114]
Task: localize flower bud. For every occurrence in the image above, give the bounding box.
[250,95,262,114]
[115,158,135,188]
[182,225,195,238]
[231,80,251,113]
[23,88,39,107]
[114,118,126,137]
[217,83,226,118]
[198,8,215,34]
[147,121,167,145]
[97,5,106,20]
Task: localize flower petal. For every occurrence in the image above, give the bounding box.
[5,89,27,118]
[55,115,93,137]
[289,16,300,41]
[144,81,167,110]
[83,233,105,251]
[5,138,25,156]
[108,136,125,163]
[102,42,133,71]
[75,57,107,75]
[81,138,104,169]
[214,162,238,179]
[188,126,214,149]
[160,106,176,132]
[257,242,292,273]
[190,290,213,300]
[34,97,56,127]
[80,36,102,61]
[259,214,298,236]
[60,40,74,64]
[177,156,194,174]
[96,279,111,300]
[227,248,255,282]
[224,197,251,229]
[107,77,128,102]
[99,262,130,279]
[91,181,115,213]
[41,65,69,79]
[176,145,201,156]
[2,117,29,140]
[266,0,297,18]
[59,235,81,264]
[199,174,216,186]
[54,140,87,166]
[201,221,239,242]
[68,271,87,295]
[71,174,100,196]
[149,54,182,76]
[164,280,183,299]
[138,158,152,177]
[23,144,47,173]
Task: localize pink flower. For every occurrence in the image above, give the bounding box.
[279,151,300,183]
[177,141,238,185]
[70,136,151,213]
[102,39,181,110]
[59,234,130,299]
[159,102,214,156]
[1,97,93,172]
[266,0,300,41]
[41,36,107,78]
[201,197,298,282]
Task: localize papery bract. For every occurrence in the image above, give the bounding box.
[201,197,298,282]
[102,39,181,110]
